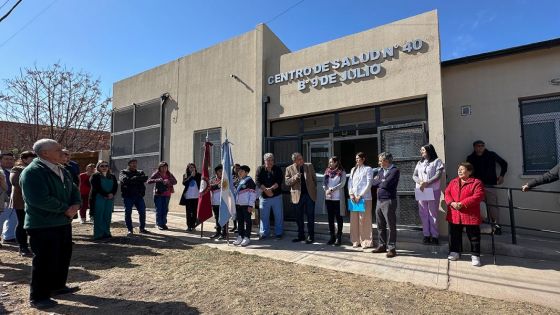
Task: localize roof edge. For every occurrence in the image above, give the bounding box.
[442,37,560,67]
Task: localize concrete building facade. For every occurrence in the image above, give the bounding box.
[112,10,560,236]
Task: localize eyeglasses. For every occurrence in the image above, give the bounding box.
[99,165,109,168]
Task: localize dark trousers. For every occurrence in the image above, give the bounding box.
[15,208,28,249]
[294,193,315,239]
[236,205,252,238]
[325,200,343,237]
[185,199,198,229]
[123,196,146,231]
[79,194,90,219]
[27,224,72,301]
[449,222,481,256]
[212,205,225,235]
[375,199,397,250]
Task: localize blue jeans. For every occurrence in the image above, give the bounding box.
[0,208,17,240]
[259,195,284,237]
[294,193,315,239]
[123,196,146,231]
[154,195,170,227]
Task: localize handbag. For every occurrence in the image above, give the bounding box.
[347,199,365,212]
[155,181,168,194]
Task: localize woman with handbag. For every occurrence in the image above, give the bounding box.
[179,163,201,232]
[347,152,374,250]
[148,161,177,230]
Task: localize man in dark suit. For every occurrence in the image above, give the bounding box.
[371,152,400,258]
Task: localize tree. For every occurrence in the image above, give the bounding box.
[0,63,112,152]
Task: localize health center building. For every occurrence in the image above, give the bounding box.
[111,10,560,235]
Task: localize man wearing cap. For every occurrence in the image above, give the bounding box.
[119,159,149,235]
[467,140,508,234]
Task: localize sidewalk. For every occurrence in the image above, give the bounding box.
[111,210,560,310]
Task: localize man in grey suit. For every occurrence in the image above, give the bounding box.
[285,152,317,244]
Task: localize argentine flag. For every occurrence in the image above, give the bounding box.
[218,138,237,227]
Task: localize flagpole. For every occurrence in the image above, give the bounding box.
[225,222,229,245]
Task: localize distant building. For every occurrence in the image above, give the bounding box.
[0,120,110,153]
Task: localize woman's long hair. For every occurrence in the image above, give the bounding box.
[355,152,366,167]
[421,144,438,162]
[328,156,343,172]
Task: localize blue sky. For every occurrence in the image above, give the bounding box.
[0,0,559,98]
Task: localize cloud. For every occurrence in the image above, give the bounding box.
[470,10,497,30]
[451,34,476,58]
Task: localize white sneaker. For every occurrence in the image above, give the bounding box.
[471,255,481,267]
[233,235,243,246]
[447,252,460,261]
[240,237,250,247]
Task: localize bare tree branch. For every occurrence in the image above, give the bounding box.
[0,63,111,152]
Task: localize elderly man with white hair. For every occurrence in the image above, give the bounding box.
[20,139,81,309]
[255,153,284,240]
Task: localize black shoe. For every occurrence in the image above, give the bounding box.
[157,225,164,231]
[305,236,314,244]
[2,238,16,244]
[275,235,283,240]
[422,236,431,244]
[258,235,268,240]
[217,234,226,240]
[162,225,169,230]
[19,247,33,257]
[494,225,502,235]
[210,232,221,239]
[30,298,58,309]
[292,237,305,243]
[127,230,134,236]
[139,229,150,234]
[371,246,387,253]
[51,286,80,296]
[334,236,342,246]
[386,249,397,258]
[327,235,336,245]
[431,237,439,245]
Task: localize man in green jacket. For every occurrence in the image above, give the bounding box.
[20,139,81,310]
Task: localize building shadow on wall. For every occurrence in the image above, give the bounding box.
[163,96,179,162]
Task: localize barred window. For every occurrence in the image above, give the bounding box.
[193,128,221,171]
[520,95,560,174]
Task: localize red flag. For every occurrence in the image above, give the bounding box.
[197,141,213,223]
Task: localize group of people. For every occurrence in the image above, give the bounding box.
[3,136,560,310]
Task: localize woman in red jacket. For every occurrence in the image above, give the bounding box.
[445,162,485,267]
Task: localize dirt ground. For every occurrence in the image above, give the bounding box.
[0,223,556,315]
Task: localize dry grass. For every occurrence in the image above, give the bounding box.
[0,223,556,314]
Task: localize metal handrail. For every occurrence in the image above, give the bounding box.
[485,186,560,244]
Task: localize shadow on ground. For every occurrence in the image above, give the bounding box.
[54,293,200,314]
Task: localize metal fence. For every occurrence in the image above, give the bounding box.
[485,186,560,244]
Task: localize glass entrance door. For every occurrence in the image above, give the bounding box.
[307,141,331,173]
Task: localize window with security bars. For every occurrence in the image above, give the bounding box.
[520,95,560,174]
[193,128,221,172]
[111,99,162,208]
